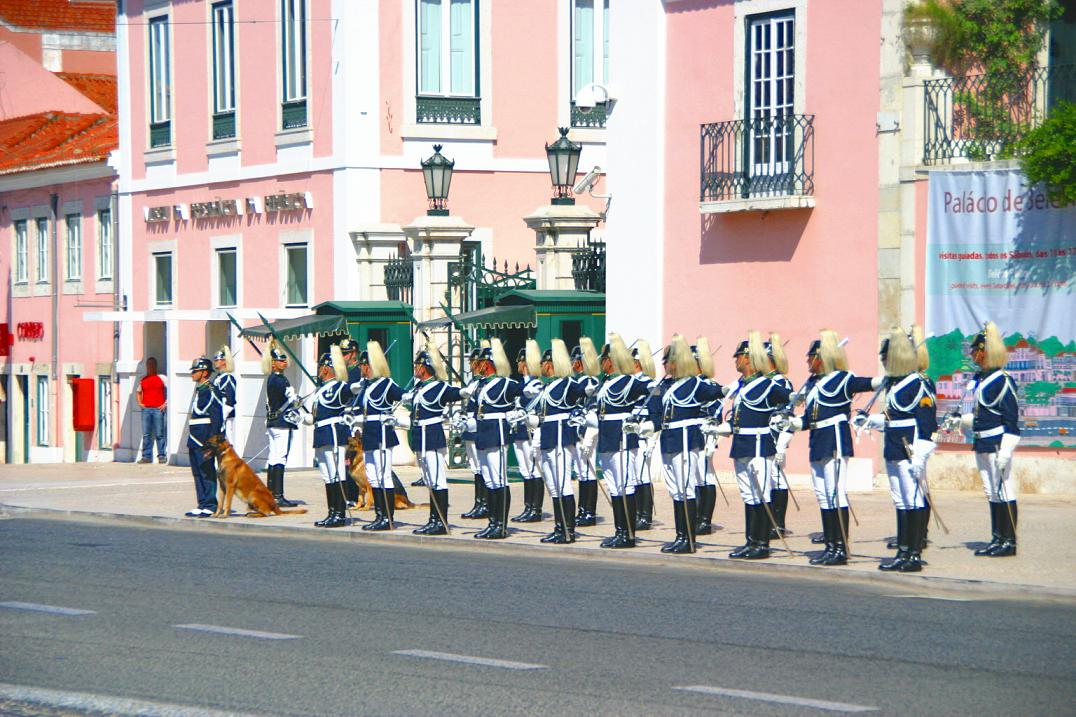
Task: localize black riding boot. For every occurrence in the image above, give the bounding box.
[729,504,754,558]
[823,509,848,565]
[343,476,359,507]
[635,483,653,530]
[575,481,597,526]
[482,487,509,539]
[541,498,566,543]
[879,509,909,571]
[475,485,498,539]
[322,482,347,528]
[362,489,386,530]
[314,483,336,527]
[601,497,624,548]
[989,501,1017,556]
[666,500,696,554]
[742,503,771,559]
[769,488,789,539]
[383,487,396,530]
[626,492,638,540]
[662,501,686,553]
[812,505,828,544]
[272,465,300,507]
[696,484,716,535]
[975,501,1003,556]
[898,507,927,572]
[809,509,834,564]
[461,473,488,519]
[511,479,533,522]
[529,478,545,522]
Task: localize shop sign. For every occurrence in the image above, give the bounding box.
[17,322,45,340]
[145,206,172,223]
[264,192,312,212]
[191,199,241,219]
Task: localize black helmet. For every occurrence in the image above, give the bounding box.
[189,357,212,374]
[806,339,822,358]
[338,337,359,354]
[732,339,750,358]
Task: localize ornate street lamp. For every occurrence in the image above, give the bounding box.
[421,144,454,216]
[545,127,582,205]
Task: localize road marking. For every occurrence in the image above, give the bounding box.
[175,624,301,640]
[0,479,189,492]
[886,594,975,602]
[674,686,877,713]
[0,682,266,717]
[0,601,95,616]
[393,649,547,670]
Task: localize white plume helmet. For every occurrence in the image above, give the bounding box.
[977,321,1009,371]
[551,339,573,378]
[427,339,449,381]
[489,337,512,378]
[607,332,635,376]
[910,324,930,373]
[695,336,715,378]
[883,327,917,377]
[635,338,656,378]
[768,332,789,375]
[668,334,699,379]
[366,340,391,379]
[747,330,769,375]
[261,339,275,375]
[579,336,600,377]
[525,339,542,377]
[819,329,848,373]
[330,344,347,382]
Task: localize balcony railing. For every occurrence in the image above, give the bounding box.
[923,64,1076,164]
[212,111,236,140]
[416,96,481,125]
[570,101,607,129]
[149,120,171,149]
[281,99,308,130]
[571,241,605,293]
[700,113,815,204]
[384,254,413,304]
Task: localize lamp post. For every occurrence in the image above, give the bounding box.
[421,144,454,216]
[545,127,582,205]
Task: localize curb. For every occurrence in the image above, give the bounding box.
[4,503,1074,602]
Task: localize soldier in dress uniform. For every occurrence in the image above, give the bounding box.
[408,341,462,536]
[352,341,404,531]
[263,341,300,507]
[535,339,589,544]
[782,330,876,565]
[460,338,522,539]
[692,336,723,536]
[766,333,795,538]
[594,333,650,548]
[630,340,659,531]
[570,338,601,526]
[956,322,1020,557]
[460,347,489,520]
[855,327,937,572]
[658,334,724,554]
[211,346,237,444]
[303,346,350,528]
[719,331,791,560]
[510,340,545,523]
[337,337,364,505]
[185,358,224,517]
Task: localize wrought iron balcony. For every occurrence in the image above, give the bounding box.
[571,101,607,129]
[571,241,605,293]
[923,64,1076,164]
[384,254,413,304]
[416,96,481,125]
[149,120,171,149]
[700,113,814,209]
[212,111,236,141]
[281,99,308,130]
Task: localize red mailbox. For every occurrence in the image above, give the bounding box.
[71,378,96,432]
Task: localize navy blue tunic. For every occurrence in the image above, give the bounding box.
[659,376,725,454]
[358,377,403,450]
[311,379,350,449]
[970,369,1019,453]
[408,379,462,452]
[729,373,791,458]
[265,372,297,430]
[596,374,651,453]
[799,371,875,461]
[538,377,588,450]
[212,372,236,419]
[881,373,936,462]
[188,382,224,449]
[460,378,482,443]
[473,376,523,450]
[510,376,544,442]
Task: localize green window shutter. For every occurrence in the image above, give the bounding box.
[449,0,474,96]
[573,0,594,95]
[419,0,442,94]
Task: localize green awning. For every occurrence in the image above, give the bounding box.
[419,304,536,331]
[240,314,348,341]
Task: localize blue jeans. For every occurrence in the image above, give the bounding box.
[141,407,166,460]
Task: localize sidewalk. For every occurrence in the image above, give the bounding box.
[1,461,1073,599]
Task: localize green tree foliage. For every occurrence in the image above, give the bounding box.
[1024,380,1060,404]
[1018,101,1076,205]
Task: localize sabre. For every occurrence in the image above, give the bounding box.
[900,436,949,534]
[995,453,1018,543]
[704,430,730,506]
[832,451,851,556]
[750,461,792,554]
[779,465,801,511]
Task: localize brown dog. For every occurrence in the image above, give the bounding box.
[345,434,420,510]
[203,435,308,518]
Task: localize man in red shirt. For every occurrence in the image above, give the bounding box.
[137,357,168,464]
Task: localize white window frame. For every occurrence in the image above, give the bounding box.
[747,11,795,177]
[281,0,307,103]
[417,0,478,98]
[97,207,112,281]
[97,377,112,450]
[571,0,609,98]
[148,16,172,124]
[154,251,174,307]
[212,1,236,114]
[36,375,49,447]
[65,214,82,281]
[283,243,308,307]
[14,219,28,284]
[35,217,49,284]
[216,247,239,307]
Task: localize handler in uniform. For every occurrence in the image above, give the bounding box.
[510,342,545,523]
[571,338,601,526]
[211,346,236,443]
[304,346,350,528]
[263,341,300,507]
[957,322,1020,557]
[353,341,404,531]
[185,358,223,517]
[408,341,461,536]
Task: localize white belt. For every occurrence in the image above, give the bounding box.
[665,418,702,429]
[887,418,916,428]
[478,413,508,420]
[365,414,388,421]
[733,426,770,436]
[316,416,343,428]
[543,413,572,422]
[974,426,1005,439]
[813,415,848,430]
[416,416,444,427]
[600,412,631,421]
[190,418,211,426]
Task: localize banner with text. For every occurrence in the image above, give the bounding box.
[926,168,1075,447]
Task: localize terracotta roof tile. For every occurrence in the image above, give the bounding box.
[0,111,117,175]
[0,0,114,34]
[56,72,116,113]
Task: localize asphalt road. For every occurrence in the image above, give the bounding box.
[0,517,1073,717]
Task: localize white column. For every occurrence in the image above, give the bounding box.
[349,224,405,301]
[523,204,602,291]
[403,214,474,323]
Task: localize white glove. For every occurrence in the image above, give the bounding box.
[464,417,477,433]
[393,414,411,430]
[401,390,415,405]
[584,382,597,397]
[526,414,540,430]
[382,415,397,428]
[769,413,791,432]
[715,422,733,437]
[349,381,364,395]
[506,409,526,426]
[773,452,786,469]
[638,420,655,438]
[301,412,314,426]
[866,413,886,431]
[459,384,475,399]
[523,382,543,399]
[700,423,720,437]
[789,416,803,432]
[775,430,794,454]
[960,412,974,430]
[996,432,1020,472]
[584,411,599,429]
[870,376,884,390]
